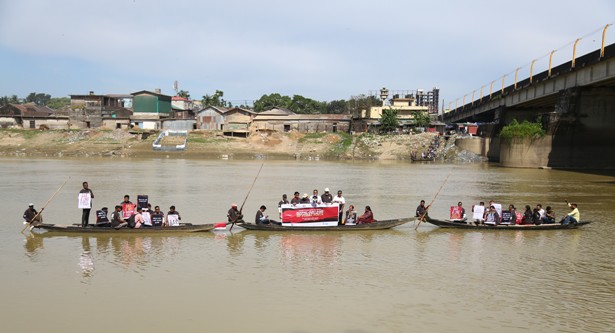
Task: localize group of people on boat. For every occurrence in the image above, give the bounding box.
[76,181,182,229]
[432,199,580,226]
[238,188,375,226]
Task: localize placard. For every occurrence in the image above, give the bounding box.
[167,214,180,227]
[78,192,92,209]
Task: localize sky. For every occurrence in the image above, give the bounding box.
[0,0,613,107]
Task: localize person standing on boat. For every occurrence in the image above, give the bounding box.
[331,190,345,224]
[561,201,580,225]
[79,182,94,227]
[290,192,301,205]
[311,189,322,205]
[23,203,42,225]
[227,203,241,224]
[321,188,333,203]
[120,195,135,220]
[255,205,270,224]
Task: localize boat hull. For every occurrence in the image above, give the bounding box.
[33,223,214,233]
[237,217,413,231]
[424,217,591,230]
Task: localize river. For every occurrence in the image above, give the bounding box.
[1,158,614,333]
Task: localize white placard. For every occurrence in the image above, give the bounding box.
[78,192,92,209]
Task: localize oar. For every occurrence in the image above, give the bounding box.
[415,170,451,230]
[21,176,71,233]
[230,161,265,231]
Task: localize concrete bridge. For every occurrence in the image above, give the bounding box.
[442,32,615,169]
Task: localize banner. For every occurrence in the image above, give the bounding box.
[122,203,135,219]
[167,214,180,227]
[142,211,152,226]
[151,213,164,227]
[78,192,92,209]
[472,205,485,221]
[501,211,512,224]
[137,195,149,209]
[281,204,339,226]
[450,206,464,220]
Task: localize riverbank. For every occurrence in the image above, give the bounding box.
[0,128,485,161]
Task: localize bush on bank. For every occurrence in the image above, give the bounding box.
[500,119,545,140]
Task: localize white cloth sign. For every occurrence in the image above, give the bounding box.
[167,214,180,227]
[78,192,92,209]
[472,205,485,220]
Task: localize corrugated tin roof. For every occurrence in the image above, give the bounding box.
[259,108,295,116]
[253,114,351,121]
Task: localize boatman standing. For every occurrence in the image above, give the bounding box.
[78,182,94,227]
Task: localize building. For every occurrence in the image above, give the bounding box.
[131,90,172,118]
[351,88,437,132]
[0,103,69,129]
[252,108,351,133]
[195,106,230,130]
[69,92,133,128]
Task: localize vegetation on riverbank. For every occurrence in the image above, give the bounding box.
[500,119,546,140]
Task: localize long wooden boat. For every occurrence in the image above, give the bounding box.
[411,156,435,162]
[424,217,591,230]
[33,223,215,233]
[237,217,414,231]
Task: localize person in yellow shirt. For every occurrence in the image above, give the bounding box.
[561,200,580,225]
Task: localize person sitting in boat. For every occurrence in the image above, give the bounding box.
[23,203,42,225]
[133,207,145,228]
[290,192,301,204]
[532,207,542,225]
[521,205,533,225]
[166,205,181,226]
[255,205,270,224]
[95,207,110,226]
[455,201,467,222]
[509,204,518,225]
[542,206,556,224]
[357,206,374,224]
[536,204,545,221]
[111,205,127,228]
[151,206,164,227]
[345,205,357,225]
[560,200,580,225]
[321,188,333,203]
[227,203,241,224]
[311,189,322,205]
[416,200,428,218]
[484,205,500,225]
[300,193,311,204]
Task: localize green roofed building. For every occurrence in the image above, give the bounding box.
[131,90,172,118]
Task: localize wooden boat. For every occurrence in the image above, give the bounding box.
[424,216,591,230]
[33,223,215,233]
[236,217,414,231]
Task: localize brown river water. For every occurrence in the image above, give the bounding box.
[1,158,614,333]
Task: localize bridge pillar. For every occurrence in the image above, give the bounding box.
[548,86,615,168]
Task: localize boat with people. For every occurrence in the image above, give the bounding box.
[410,155,435,162]
[33,223,215,233]
[423,216,591,230]
[237,217,413,231]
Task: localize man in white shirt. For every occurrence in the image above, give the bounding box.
[331,190,346,224]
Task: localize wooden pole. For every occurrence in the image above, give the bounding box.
[415,170,451,230]
[230,162,264,231]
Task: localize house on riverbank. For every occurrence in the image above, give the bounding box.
[0,103,69,129]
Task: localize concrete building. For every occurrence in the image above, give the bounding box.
[69,92,133,128]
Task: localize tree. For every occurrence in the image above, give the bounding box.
[201,90,230,108]
[25,92,51,106]
[380,108,399,133]
[348,95,381,115]
[177,90,191,99]
[412,111,430,128]
[253,93,292,112]
[326,99,347,114]
[289,95,326,114]
[47,97,71,109]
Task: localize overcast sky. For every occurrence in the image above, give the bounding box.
[0,0,613,107]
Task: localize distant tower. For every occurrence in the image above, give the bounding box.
[174,80,179,95]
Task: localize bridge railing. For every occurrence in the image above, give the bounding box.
[445,23,614,117]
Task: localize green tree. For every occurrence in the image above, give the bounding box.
[201,90,230,108]
[47,97,71,109]
[289,95,326,114]
[412,111,430,128]
[326,99,347,114]
[348,95,381,114]
[25,92,51,106]
[177,90,190,99]
[380,108,399,133]
[253,93,292,112]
